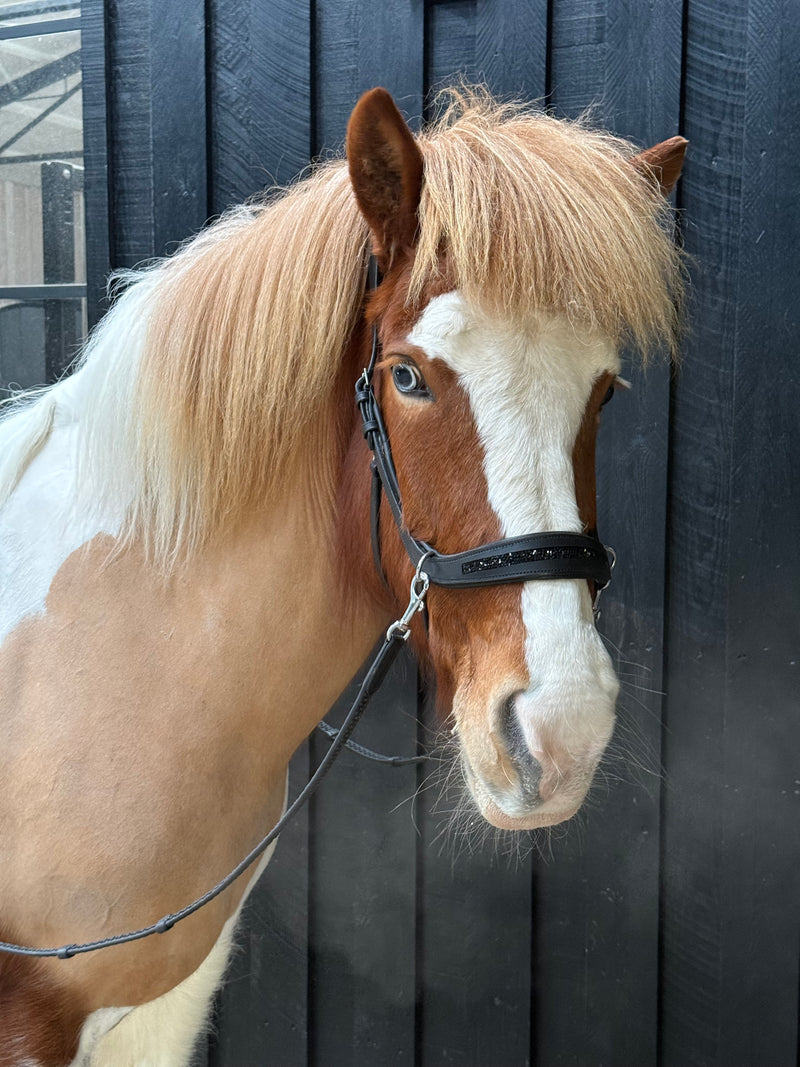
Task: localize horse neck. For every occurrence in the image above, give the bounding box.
[215,375,392,755]
[204,497,385,757]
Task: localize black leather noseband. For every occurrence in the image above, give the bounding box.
[355,259,614,596]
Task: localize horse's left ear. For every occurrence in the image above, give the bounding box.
[347,88,424,266]
[632,135,688,196]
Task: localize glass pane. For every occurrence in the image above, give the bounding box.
[0,299,45,392]
[0,3,86,387]
[0,296,83,395]
[0,21,83,283]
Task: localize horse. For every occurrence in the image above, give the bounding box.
[0,86,685,1066]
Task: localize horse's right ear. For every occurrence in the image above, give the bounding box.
[347,88,424,268]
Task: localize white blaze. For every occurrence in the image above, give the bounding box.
[408,293,619,782]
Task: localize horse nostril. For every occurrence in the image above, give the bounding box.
[500,692,527,761]
[500,692,542,800]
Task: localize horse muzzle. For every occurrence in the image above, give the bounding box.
[455,681,618,830]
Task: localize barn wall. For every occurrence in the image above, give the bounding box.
[76,1,798,1064]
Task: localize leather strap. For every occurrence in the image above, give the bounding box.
[356,343,613,591]
[0,632,408,958]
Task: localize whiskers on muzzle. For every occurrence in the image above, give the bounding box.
[397,719,570,868]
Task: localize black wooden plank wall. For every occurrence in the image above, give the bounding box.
[76,1,799,1064]
[531,4,683,1063]
[660,4,800,1065]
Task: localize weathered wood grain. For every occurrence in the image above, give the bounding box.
[105,0,207,264]
[416,697,533,1067]
[306,651,419,1067]
[660,1,800,1064]
[208,748,311,1067]
[314,0,425,154]
[426,1,478,98]
[207,0,311,211]
[474,0,547,101]
[535,2,683,1064]
[80,0,110,330]
[204,4,312,1064]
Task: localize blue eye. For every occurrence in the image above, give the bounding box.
[392,362,428,395]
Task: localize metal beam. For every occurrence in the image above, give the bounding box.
[0,16,80,39]
[0,284,86,300]
[0,50,80,108]
[0,149,81,164]
[0,1,77,20]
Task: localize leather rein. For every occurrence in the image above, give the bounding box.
[0,261,614,959]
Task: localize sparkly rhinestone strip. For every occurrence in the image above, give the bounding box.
[461,545,599,576]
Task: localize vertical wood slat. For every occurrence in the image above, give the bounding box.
[661,1,800,1064]
[102,0,151,265]
[307,652,419,1067]
[104,0,207,265]
[41,161,79,381]
[659,8,746,1059]
[80,0,111,330]
[426,1,477,96]
[418,6,546,1065]
[149,3,207,253]
[310,9,424,1065]
[425,0,548,107]
[208,748,311,1067]
[535,2,683,1065]
[314,0,425,154]
[207,0,311,212]
[205,3,312,1064]
[415,707,534,1067]
[473,0,548,100]
[719,5,800,1059]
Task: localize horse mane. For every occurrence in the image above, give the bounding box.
[0,88,683,571]
[412,87,683,350]
[113,163,371,566]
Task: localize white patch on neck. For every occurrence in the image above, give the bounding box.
[408,293,619,757]
[0,403,116,644]
[0,379,122,645]
[0,273,157,645]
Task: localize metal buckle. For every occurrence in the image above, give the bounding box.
[592,545,616,621]
[386,553,432,641]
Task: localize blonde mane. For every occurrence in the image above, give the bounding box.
[413,89,683,350]
[120,163,370,565]
[37,89,683,568]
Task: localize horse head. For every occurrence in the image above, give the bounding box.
[344,89,686,829]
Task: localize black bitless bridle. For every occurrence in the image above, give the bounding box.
[356,257,612,601]
[0,260,614,959]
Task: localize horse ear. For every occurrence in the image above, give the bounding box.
[347,88,424,265]
[632,135,688,196]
